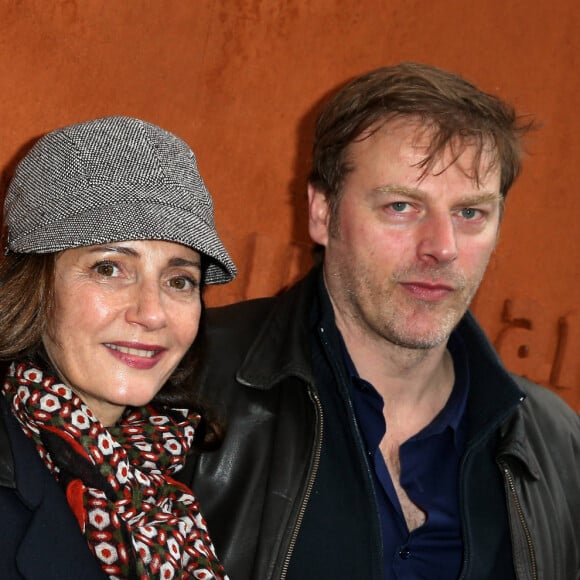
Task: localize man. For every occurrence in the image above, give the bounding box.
[182,63,579,579]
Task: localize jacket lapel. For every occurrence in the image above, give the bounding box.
[2,400,106,579]
[16,487,107,579]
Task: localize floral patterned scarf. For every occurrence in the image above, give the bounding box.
[3,361,228,580]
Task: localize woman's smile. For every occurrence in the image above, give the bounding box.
[104,341,168,368]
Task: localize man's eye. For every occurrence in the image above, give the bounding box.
[460,208,481,219]
[390,202,410,212]
[94,262,117,276]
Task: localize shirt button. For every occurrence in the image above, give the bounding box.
[399,548,411,560]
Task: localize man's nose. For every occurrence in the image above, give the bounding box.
[417,213,458,264]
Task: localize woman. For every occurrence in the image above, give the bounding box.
[0,116,236,579]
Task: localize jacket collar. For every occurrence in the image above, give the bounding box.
[456,312,525,435]
[236,267,319,390]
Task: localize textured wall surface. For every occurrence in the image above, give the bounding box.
[0,0,578,409]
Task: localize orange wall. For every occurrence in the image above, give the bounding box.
[0,1,578,410]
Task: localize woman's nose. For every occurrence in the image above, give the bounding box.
[125,281,167,330]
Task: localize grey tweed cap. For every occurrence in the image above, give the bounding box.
[4,115,236,285]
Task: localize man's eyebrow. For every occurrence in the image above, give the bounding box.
[373,184,425,199]
[373,185,503,206]
[453,192,503,206]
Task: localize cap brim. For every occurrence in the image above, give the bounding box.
[8,202,237,285]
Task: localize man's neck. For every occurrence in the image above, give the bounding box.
[335,310,456,439]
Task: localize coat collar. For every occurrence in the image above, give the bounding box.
[456,313,525,435]
[236,267,319,390]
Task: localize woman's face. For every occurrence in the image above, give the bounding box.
[42,240,203,426]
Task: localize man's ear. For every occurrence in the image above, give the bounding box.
[307,183,331,247]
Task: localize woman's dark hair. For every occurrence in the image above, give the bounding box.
[0,252,56,359]
[0,250,222,450]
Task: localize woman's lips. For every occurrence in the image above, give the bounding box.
[104,342,166,369]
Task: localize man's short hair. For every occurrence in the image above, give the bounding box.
[309,62,534,207]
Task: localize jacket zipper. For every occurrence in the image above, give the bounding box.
[317,324,383,576]
[499,459,537,580]
[279,388,324,580]
[336,364,383,574]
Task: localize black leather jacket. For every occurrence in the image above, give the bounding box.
[183,269,580,580]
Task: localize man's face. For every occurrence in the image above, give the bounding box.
[308,117,502,350]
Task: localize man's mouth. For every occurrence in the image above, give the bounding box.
[399,281,456,302]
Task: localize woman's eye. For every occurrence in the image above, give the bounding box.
[94,262,117,276]
[169,276,198,291]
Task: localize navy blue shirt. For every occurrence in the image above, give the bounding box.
[343,332,470,579]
